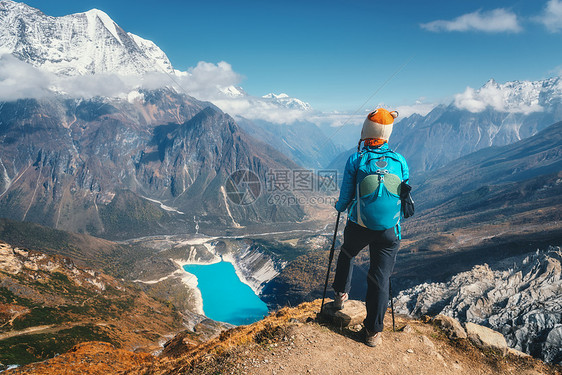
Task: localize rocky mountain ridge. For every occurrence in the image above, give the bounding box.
[395,246,562,364]
[393,76,562,173]
[410,120,562,211]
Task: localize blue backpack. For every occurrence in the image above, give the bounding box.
[349,149,407,231]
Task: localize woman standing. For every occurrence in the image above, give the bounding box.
[332,108,413,347]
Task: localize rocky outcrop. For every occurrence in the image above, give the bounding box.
[395,246,562,363]
[433,314,467,339]
[319,300,366,328]
[0,241,105,291]
[465,322,508,355]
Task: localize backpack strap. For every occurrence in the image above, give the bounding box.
[355,153,367,228]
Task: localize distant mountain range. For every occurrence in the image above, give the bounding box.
[328,77,562,175]
[413,120,562,210]
[236,117,343,169]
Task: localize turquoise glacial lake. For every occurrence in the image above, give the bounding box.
[183,261,269,326]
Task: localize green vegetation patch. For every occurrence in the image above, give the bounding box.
[0,287,36,308]
[0,324,116,366]
[11,307,66,330]
[98,190,165,238]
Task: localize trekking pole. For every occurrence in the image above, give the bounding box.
[320,211,341,314]
[389,277,396,332]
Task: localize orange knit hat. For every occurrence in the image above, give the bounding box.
[360,108,399,142]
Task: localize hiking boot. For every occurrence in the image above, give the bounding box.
[333,292,348,310]
[363,328,382,347]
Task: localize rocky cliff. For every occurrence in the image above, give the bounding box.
[394,246,562,364]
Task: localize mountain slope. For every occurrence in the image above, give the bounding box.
[0,218,158,278]
[0,90,306,238]
[236,117,343,169]
[0,240,184,366]
[413,120,562,210]
[0,0,173,75]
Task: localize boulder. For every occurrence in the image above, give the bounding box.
[507,347,531,358]
[319,300,366,328]
[465,322,508,355]
[433,314,467,339]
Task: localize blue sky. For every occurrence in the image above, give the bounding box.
[20,0,562,112]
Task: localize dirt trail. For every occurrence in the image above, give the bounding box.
[238,317,554,375]
[0,321,88,341]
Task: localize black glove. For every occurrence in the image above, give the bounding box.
[400,182,414,218]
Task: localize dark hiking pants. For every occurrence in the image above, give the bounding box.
[331,219,400,333]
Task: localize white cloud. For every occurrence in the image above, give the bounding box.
[306,111,365,129]
[54,73,131,98]
[536,0,562,32]
[214,97,309,124]
[550,64,562,76]
[454,82,543,113]
[179,61,243,99]
[0,51,52,100]
[0,52,311,124]
[421,8,522,33]
[396,101,436,118]
[304,101,437,130]
[0,54,243,100]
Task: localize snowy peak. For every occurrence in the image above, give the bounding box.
[0,0,174,76]
[262,92,312,111]
[219,85,247,98]
[84,8,121,44]
[263,93,289,99]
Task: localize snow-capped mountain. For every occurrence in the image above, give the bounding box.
[391,76,562,173]
[219,85,247,98]
[0,0,173,75]
[262,93,312,111]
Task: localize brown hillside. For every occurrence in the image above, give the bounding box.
[7,300,561,375]
[0,241,185,367]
